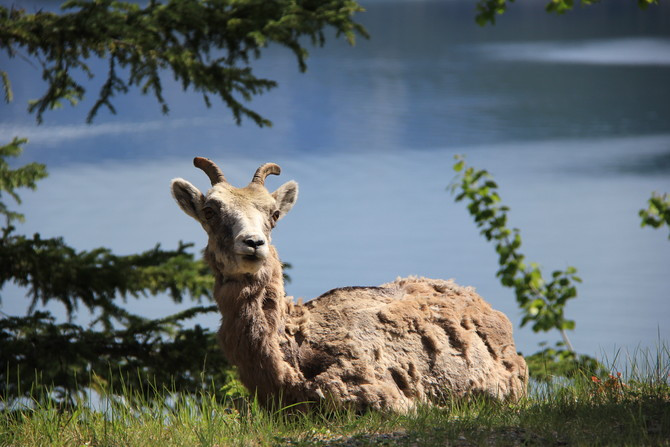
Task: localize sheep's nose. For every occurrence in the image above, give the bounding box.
[243,237,265,248]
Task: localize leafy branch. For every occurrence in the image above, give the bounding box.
[475,0,660,26]
[640,192,670,239]
[0,232,214,330]
[0,309,226,406]
[524,343,607,383]
[0,0,367,125]
[0,137,48,227]
[450,156,580,353]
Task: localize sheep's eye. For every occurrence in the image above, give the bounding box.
[271,210,281,222]
[203,207,215,220]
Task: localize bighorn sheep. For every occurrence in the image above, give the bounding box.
[171,158,528,412]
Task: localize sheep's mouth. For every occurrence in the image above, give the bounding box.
[235,248,268,264]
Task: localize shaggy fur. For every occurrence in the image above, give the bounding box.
[172,158,528,412]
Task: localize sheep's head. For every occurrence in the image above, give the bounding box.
[171,157,298,277]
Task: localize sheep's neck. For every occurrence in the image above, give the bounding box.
[213,246,296,396]
[216,247,287,333]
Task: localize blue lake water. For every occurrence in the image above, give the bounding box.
[1,0,669,359]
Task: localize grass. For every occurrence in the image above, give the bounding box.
[1,348,669,447]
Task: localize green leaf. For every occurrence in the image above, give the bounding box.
[561,320,576,330]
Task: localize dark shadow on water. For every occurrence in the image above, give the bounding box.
[611,151,670,176]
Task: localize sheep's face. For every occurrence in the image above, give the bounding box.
[171,166,298,277]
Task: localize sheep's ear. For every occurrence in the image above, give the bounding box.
[272,180,298,220]
[171,178,205,221]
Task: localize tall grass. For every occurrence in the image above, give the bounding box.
[2,346,669,446]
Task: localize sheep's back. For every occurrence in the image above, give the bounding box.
[284,276,528,411]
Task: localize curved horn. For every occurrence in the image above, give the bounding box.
[251,163,281,186]
[193,157,227,186]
